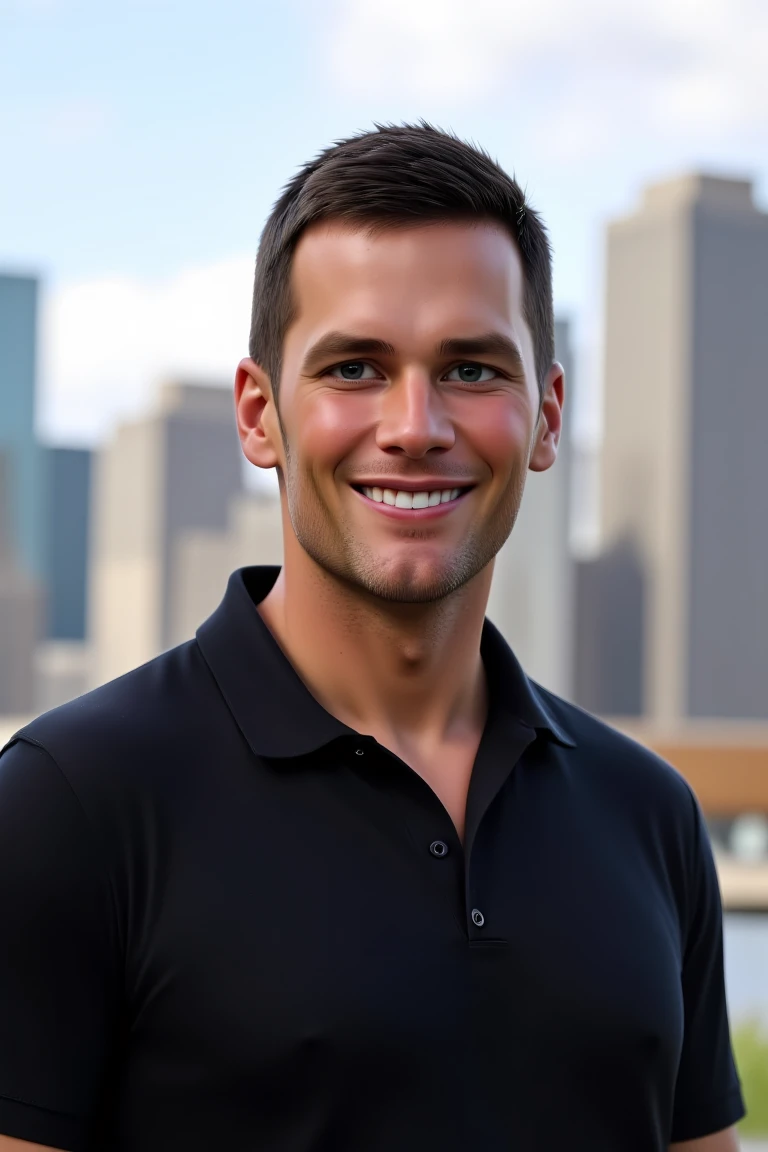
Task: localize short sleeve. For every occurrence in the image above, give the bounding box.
[670,790,746,1142]
[0,737,123,1151]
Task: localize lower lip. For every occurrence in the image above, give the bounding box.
[352,487,470,519]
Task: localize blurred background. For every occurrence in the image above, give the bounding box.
[1,0,767,1138]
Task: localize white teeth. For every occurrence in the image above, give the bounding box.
[360,486,464,507]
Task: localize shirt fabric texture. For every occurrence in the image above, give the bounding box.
[0,565,746,1150]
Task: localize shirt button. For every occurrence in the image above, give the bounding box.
[429,840,449,857]
[471,908,485,927]
[355,748,364,756]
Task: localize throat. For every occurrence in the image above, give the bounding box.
[372,732,482,846]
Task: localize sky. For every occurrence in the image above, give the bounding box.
[2,0,767,448]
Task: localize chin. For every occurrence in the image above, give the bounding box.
[354,556,479,605]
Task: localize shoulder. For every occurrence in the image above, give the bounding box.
[1,637,220,809]
[533,682,698,820]
[533,686,711,924]
[7,639,194,748]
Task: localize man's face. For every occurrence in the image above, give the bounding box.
[241,220,563,604]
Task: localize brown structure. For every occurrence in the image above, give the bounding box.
[617,720,768,815]
[617,720,768,910]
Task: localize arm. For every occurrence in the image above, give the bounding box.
[670,1126,740,1150]
[0,738,122,1150]
[668,789,745,1145]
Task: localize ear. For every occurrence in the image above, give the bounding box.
[234,357,283,471]
[529,361,565,473]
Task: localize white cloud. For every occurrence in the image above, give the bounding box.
[38,254,254,446]
[329,0,768,153]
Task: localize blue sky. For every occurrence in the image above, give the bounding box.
[2,0,767,445]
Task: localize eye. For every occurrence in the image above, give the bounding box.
[443,363,501,384]
[328,361,380,381]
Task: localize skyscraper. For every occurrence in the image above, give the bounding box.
[598,173,768,721]
[168,490,283,648]
[0,449,43,715]
[486,318,575,699]
[88,382,244,686]
[32,447,94,714]
[0,273,47,583]
[44,446,92,640]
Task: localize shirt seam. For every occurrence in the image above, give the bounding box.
[12,735,125,960]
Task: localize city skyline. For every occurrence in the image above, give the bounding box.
[4,165,768,721]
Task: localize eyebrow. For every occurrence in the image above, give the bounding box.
[300,330,526,376]
[301,333,396,375]
[436,334,526,373]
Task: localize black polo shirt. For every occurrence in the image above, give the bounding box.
[0,566,745,1151]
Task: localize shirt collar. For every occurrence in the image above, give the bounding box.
[196,566,576,760]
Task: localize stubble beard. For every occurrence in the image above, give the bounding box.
[283,454,527,606]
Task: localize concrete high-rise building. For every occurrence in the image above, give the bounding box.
[88,382,244,687]
[169,491,283,648]
[486,318,575,699]
[0,273,47,583]
[572,539,646,717]
[0,449,43,714]
[598,173,768,722]
[33,447,94,712]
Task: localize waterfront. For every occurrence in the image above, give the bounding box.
[725,914,768,1025]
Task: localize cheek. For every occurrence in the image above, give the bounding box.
[293,395,371,467]
[458,397,532,475]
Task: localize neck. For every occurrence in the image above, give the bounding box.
[257,542,493,751]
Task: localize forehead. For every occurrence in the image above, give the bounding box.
[288,220,527,335]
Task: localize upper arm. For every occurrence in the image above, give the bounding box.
[0,738,122,1151]
[669,790,745,1143]
[669,1124,741,1150]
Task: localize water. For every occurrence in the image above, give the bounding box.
[723,914,768,1144]
[724,913,768,1025]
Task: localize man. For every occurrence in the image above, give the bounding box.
[0,123,745,1150]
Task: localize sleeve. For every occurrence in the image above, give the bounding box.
[0,737,123,1151]
[669,789,746,1142]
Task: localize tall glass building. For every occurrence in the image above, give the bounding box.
[0,273,47,582]
[45,446,92,640]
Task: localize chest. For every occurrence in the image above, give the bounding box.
[125,768,686,1115]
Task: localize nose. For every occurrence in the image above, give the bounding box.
[375,371,455,458]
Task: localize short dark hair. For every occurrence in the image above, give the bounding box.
[249,121,554,402]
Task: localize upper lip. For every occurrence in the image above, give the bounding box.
[351,480,474,492]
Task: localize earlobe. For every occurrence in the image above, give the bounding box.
[234,357,281,471]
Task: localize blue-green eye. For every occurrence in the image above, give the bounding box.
[332,362,378,380]
[444,363,499,383]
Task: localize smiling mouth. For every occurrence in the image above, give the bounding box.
[352,484,472,510]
